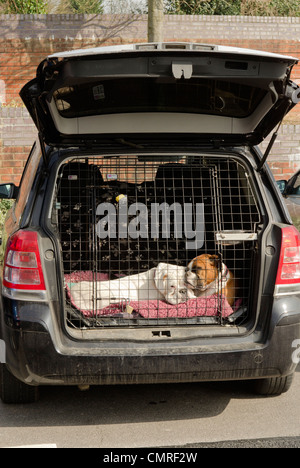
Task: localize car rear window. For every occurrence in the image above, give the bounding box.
[53,78,267,120]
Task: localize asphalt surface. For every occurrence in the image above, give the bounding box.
[183,436,300,448]
[0,364,299,448]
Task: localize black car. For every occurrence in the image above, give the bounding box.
[277,170,300,231]
[0,43,300,403]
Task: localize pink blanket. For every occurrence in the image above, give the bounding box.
[65,271,234,319]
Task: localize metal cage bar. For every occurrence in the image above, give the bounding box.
[54,155,261,329]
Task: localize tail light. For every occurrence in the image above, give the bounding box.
[3,230,46,291]
[275,226,300,294]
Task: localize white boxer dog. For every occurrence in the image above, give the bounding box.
[68,263,196,311]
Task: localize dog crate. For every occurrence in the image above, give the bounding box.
[52,154,261,329]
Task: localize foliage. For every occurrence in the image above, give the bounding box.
[165,0,300,16]
[0,200,13,235]
[0,0,47,13]
[165,0,240,15]
[68,0,103,14]
[104,0,147,14]
[293,217,300,232]
[241,0,300,16]
[0,0,104,14]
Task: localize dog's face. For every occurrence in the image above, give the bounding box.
[186,254,220,291]
[155,263,196,305]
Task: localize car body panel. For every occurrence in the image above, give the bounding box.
[19,42,299,148]
[1,44,300,399]
[277,170,300,229]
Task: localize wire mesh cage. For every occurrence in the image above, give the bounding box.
[53,154,261,329]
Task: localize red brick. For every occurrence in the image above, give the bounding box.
[0,14,299,184]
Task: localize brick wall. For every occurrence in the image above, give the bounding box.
[261,125,300,180]
[0,108,37,184]
[0,14,300,184]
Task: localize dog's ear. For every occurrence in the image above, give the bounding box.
[154,263,168,296]
[209,255,221,268]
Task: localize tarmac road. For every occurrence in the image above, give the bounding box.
[0,364,299,449]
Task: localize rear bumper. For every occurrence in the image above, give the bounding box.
[1,297,300,386]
